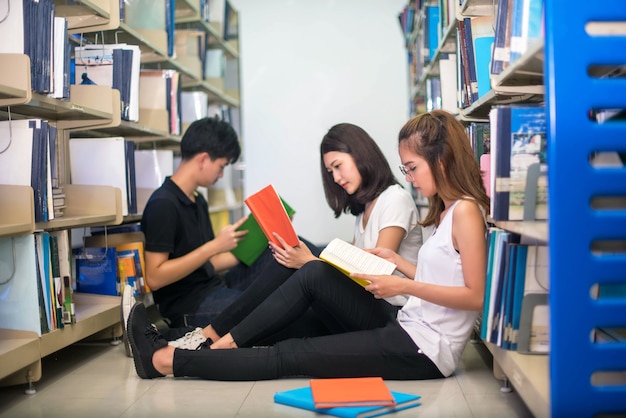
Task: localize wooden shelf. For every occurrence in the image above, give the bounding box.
[485,342,550,418]
[54,0,120,32]
[0,185,35,237]
[36,185,123,231]
[459,0,497,17]
[494,221,548,243]
[40,293,121,357]
[0,54,31,106]
[4,85,119,131]
[0,330,41,384]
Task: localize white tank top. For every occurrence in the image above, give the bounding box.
[396,199,480,377]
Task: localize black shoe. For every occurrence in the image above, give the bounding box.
[127,302,168,379]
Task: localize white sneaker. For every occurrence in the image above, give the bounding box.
[120,284,136,357]
[168,327,207,350]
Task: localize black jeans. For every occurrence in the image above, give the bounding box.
[184,236,323,332]
[173,261,444,381]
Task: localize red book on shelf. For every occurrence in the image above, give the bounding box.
[309,377,396,409]
[244,184,299,249]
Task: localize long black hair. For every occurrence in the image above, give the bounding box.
[320,123,399,218]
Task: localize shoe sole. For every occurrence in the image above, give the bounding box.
[120,287,134,358]
[127,304,150,379]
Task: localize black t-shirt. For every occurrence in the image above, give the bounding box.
[141,177,224,326]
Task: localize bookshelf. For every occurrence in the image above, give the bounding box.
[0,0,243,392]
[544,0,626,416]
[403,0,626,416]
[403,0,548,414]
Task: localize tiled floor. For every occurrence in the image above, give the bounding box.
[0,340,533,417]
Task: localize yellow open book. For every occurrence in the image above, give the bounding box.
[319,238,396,287]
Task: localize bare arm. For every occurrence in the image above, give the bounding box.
[145,217,248,290]
[357,200,486,312]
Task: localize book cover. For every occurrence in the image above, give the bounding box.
[244,184,299,250]
[310,377,395,408]
[231,197,295,266]
[508,243,529,350]
[492,105,547,221]
[490,0,511,75]
[319,239,396,288]
[274,386,421,418]
[114,242,147,293]
[470,16,495,99]
[73,247,118,296]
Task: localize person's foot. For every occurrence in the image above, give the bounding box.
[168,327,211,350]
[127,302,168,379]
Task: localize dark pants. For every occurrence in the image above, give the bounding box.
[173,261,444,381]
[183,237,325,340]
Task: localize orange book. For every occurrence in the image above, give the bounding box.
[309,377,396,409]
[244,184,298,249]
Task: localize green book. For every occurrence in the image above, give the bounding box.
[231,198,295,266]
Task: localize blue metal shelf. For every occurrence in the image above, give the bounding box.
[544,1,626,416]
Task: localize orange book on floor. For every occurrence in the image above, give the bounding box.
[309,377,396,409]
[244,184,299,249]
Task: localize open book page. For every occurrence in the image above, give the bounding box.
[319,238,396,287]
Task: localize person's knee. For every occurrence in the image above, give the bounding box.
[297,260,333,285]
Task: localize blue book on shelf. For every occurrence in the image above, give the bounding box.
[509,244,529,351]
[74,247,118,296]
[426,5,440,61]
[274,387,421,418]
[491,0,511,75]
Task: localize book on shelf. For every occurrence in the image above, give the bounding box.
[84,232,149,294]
[491,0,511,75]
[424,4,440,62]
[482,228,549,353]
[232,197,296,266]
[489,104,547,221]
[243,184,299,250]
[319,239,397,288]
[508,0,544,64]
[456,18,478,106]
[470,16,495,99]
[438,53,458,113]
[310,377,395,408]
[274,385,421,418]
[73,247,119,296]
[35,232,56,331]
[73,43,141,122]
[0,235,44,336]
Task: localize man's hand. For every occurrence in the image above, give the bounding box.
[213,216,248,252]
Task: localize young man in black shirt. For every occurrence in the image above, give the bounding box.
[141,117,271,328]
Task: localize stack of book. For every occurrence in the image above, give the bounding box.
[274,377,421,418]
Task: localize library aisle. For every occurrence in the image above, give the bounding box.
[0,341,532,417]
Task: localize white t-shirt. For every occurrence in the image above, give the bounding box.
[396,199,480,377]
[353,184,423,306]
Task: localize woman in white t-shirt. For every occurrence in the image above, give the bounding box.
[128,110,489,381]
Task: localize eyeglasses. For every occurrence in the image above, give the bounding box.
[399,165,414,181]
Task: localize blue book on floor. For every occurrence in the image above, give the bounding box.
[274,387,421,418]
